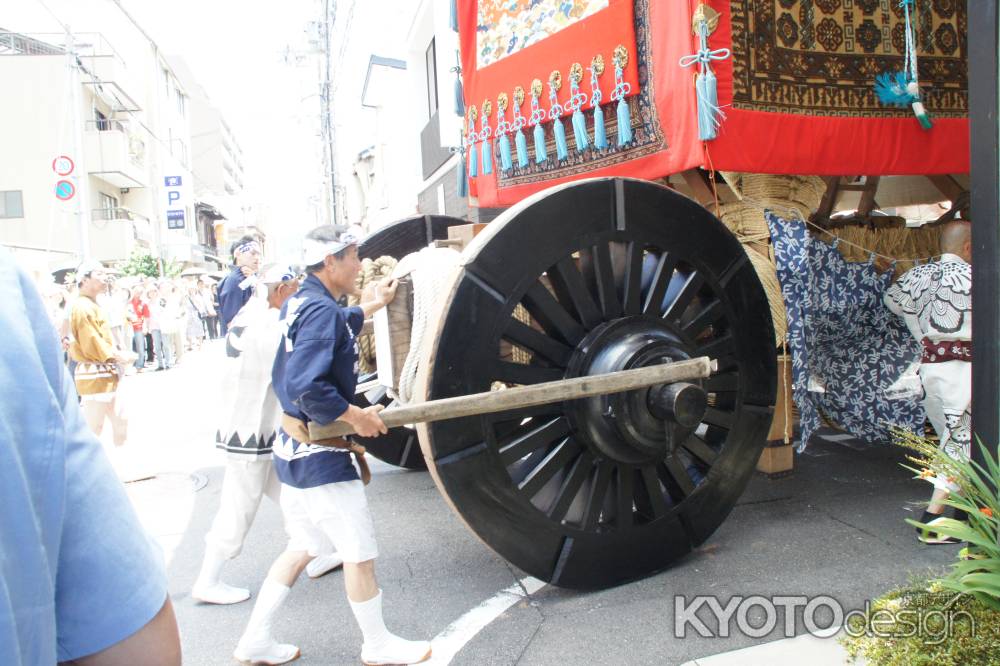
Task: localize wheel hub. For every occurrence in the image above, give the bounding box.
[565,317,707,465]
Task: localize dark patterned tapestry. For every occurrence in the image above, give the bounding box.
[729,0,968,117]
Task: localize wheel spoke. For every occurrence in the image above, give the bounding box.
[583,461,613,530]
[499,417,571,465]
[615,465,634,528]
[703,407,735,430]
[591,242,623,319]
[681,299,725,338]
[704,372,740,392]
[518,436,580,498]
[547,451,594,521]
[522,281,586,346]
[663,272,705,323]
[637,466,669,518]
[697,333,734,360]
[621,241,644,315]
[491,360,564,385]
[643,252,679,316]
[502,318,573,367]
[660,455,696,498]
[548,256,604,330]
[681,435,719,466]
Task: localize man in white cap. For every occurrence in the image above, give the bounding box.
[233,226,430,665]
[193,264,343,605]
[218,235,262,335]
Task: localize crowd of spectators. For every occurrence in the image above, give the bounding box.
[43,273,221,373]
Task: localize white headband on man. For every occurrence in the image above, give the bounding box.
[260,264,296,284]
[234,240,262,257]
[301,231,360,266]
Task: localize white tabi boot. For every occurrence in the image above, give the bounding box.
[192,546,250,604]
[306,551,344,579]
[349,590,431,665]
[233,580,300,665]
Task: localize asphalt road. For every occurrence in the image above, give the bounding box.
[115,341,955,665]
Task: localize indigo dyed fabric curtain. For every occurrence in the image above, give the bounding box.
[766,213,925,450]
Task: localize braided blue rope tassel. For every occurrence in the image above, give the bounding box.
[611,63,632,146]
[589,64,607,150]
[530,90,548,163]
[456,146,467,198]
[468,140,477,178]
[680,21,730,141]
[497,109,513,173]
[548,82,569,161]
[568,74,589,151]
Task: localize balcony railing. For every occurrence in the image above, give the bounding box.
[91,207,149,222]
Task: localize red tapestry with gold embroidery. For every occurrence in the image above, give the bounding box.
[457,0,969,208]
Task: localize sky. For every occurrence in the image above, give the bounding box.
[4,0,410,259]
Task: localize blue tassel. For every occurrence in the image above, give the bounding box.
[457,152,467,198]
[449,0,458,31]
[695,69,720,141]
[593,106,607,150]
[616,98,632,146]
[454,76,464,117]
[571,108,589,151]
[469,142,477,178]
[499,134,513,172]
[515,128,529,167]
[533,123,547,163]
[483,139,493,175]
[553,118,568,161]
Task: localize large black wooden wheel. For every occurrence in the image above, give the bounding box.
[415,179,776,589]
[354,214,467,469]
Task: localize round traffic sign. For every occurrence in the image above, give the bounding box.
[52,155,75,176]
[55,179,76,201]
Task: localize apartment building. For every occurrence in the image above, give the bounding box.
[0,7,208,278]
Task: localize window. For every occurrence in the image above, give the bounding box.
[0,191,24,218]
[95,109,109,131]
[175,88,186,117]
[425,38,438,118]
[99,192,118,214]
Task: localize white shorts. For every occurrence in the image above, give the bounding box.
[280,480,378,563]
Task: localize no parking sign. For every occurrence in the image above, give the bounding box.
[54,179,76,201]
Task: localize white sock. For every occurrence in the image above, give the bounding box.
[195,545,227,588]
[239,580,291,647]
[349,589,391,648]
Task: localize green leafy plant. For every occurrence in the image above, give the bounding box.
[118,251,181,278]
[896,429,1000,611]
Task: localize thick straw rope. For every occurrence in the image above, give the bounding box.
[350,256,398,374]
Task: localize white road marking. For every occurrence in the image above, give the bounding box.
[425,576,547,665]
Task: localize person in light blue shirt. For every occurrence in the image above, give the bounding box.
[0,248,181,665]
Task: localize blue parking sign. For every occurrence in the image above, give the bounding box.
[164,176,183,187]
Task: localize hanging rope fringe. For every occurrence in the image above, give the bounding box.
[450,54,464,117]
[467,106,478,178]
[529,80,547,163]
[679,19,730,141]
[480,102,493,175]
[567,63,589,151]
[610,47,632,146]
[449,0,458,31]
[589,60,608,150]
[452,139,468,198]
[496,95,513,173]
[873,0,932,130]
[512,86,529,168]
[547,73,569,161]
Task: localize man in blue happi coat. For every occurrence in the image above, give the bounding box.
[233,225,431,666]
[218,235,262,334]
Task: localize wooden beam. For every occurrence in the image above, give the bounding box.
[680,169,716,208]
[927,175,966,203]
[857,176,881,216]
[308,357,716,440]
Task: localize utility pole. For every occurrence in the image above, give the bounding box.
[321,0,339,226]
[66,28,92,260]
